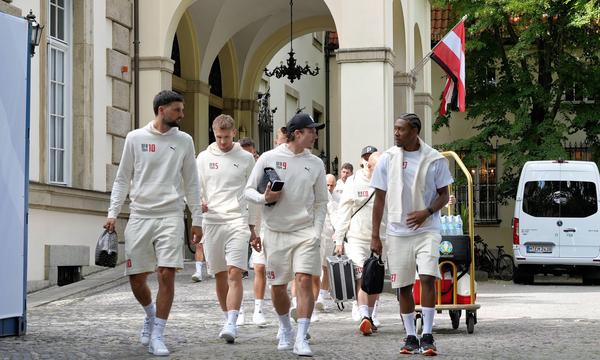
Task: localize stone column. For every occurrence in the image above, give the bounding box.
[223,98,256,138]
[394,71,416,116]
[337,47,395,166]
[414,92,434,143]
[105,0,133,190]
[71,0,94,189]
[137,57,175,126]
[184,79,210,152]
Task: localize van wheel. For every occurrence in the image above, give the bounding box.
[513,266,534,284]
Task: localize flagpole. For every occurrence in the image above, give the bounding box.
[410,14,468,77]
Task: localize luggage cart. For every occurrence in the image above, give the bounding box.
[413,151,480,334]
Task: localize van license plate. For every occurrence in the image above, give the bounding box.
[526,245,552,253]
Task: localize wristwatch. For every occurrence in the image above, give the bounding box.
[426,207,434,215]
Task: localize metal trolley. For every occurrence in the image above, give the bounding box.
[413,151,480,334]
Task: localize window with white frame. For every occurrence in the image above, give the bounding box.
[48,0,71,184]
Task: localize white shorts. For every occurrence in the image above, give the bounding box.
[202,222,250,275]
[263,226,320,286]
[320,234,335,267]
[345,237,372,279]
[124,217,185,276]
[386,232,441,288]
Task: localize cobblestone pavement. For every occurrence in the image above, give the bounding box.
[1,265,599,359]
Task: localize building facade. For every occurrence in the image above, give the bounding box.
[3,0,434,289]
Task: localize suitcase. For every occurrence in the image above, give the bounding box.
[326,255,356,310]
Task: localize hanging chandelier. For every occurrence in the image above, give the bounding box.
[264,0,319,83]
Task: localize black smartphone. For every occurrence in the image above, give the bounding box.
[270,180,284,192]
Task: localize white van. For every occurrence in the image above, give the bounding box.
[512,160,600,284]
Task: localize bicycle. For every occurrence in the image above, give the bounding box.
[474,235,515,281]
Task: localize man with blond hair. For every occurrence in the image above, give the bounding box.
[195,114,257,343]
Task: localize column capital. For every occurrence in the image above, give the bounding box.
[394,71,417,89]
[138,56,175,74]
[336,47,395,66]
[186,80,211,96]
[414,92,434,106]
[223,98,256,112]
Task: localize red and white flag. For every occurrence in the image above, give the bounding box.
[431,19,466,115]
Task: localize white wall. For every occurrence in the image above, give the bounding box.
[27,209,106,281]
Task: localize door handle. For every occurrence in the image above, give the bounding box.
[563,228,576,233]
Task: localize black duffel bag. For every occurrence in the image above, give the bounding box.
[361,252,385,295]
[95,229,118,267]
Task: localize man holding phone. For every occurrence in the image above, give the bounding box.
[245,113,328,357]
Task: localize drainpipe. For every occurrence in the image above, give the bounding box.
[324,32,332,173]
[133,0,140,129]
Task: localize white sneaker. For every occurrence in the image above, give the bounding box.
[315,296,325,311]
[293,338,314,357]
[289,306,298,323]
[277,327,294,351]
[351,301,361,321]
[219,323,237,344]
[310,311,319,323]
[372,300,381,327]
[253,308,267,326]
[236,306,245,326]
[191,271,203,282]
[140,316,154,346]
[148,336,169,356]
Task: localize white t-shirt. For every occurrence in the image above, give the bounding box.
[370,148,453,236]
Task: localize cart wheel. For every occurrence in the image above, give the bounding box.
[449,310,461,330]
[415,313,423,336]
[466,312,475,334]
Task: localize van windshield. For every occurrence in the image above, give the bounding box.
[523,181,598,218]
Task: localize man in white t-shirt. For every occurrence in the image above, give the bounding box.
[105,90,203,356]
[245,113,328,357]
[196,115,256,344]
[370,113,452,356]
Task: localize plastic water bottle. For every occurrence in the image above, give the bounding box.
[446,215,455,235]
[455,215,463,235]
[441,216,448,235]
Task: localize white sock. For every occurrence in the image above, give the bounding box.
[368,307,374,317]
[372,300,379,317]
[227,310,239,325]
[195,261,204,273]
[152,317,167,340]
[296,318,310,343]
[319,289,329,298]
[254,299,264,312]
[143,303,156,318]
[401,312,417,337]
[278,313,292,331]
[223,311,228,321]
[422,307,435,334]
[359,305,369,318]
[291,297,297,308]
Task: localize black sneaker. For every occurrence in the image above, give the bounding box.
[400,335,420,355]
[368,317,378,332]
[420,333,437,356]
